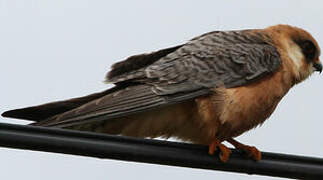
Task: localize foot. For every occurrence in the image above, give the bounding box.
[227,138,262,161]
[208,139,232,163]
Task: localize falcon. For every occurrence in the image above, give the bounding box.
[2,24,322,162]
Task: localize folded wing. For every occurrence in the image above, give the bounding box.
[3,30,281,128]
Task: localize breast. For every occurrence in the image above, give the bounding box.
[218,70,291,138]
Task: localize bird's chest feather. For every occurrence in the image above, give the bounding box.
[218,72,290,138]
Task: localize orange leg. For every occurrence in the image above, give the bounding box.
[227,138,262,161]
[208,139,232,163]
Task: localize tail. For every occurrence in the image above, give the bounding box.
[1,86,122,122]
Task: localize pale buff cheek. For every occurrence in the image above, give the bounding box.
[287,41,304,69]
[285,41,314,82]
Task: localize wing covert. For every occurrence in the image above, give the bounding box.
[144,30,281,95]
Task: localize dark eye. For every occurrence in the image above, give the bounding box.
[299,40,316,61]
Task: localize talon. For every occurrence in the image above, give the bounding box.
[247,146,262,161]
[219,153,226,162]
[208,139,231,163]
[227,138,262,161]
[218,144,231,163]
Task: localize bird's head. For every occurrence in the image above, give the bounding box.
[265,24,321,83]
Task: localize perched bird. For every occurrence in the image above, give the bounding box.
[2,24,322,162]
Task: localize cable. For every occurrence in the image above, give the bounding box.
[0,122,322,179]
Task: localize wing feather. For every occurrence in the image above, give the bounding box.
[26,30,281,128]
[33,85,211,127]
[106,30,281,96]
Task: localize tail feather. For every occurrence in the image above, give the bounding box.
[1,86,121,121]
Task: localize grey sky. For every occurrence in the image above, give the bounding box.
[0,1,322,179]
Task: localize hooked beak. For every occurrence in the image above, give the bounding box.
[313,62,322,73]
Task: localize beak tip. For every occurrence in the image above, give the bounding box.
[313,63,322,74]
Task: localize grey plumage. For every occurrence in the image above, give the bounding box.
[4,29,282,129]
[107,30,281,95]
[34,85,211,127]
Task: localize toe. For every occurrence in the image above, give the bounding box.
[248,146,262,161]
[219,149,231,163]
[218,144,232,163]
[208,142,217,155]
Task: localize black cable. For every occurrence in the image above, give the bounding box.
[0,122,322,179]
